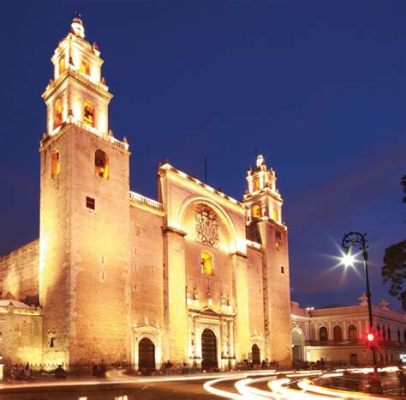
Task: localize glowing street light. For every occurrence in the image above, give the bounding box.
[341,231,377,372]
[340,249,356,268]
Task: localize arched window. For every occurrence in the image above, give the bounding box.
[80,59,90,75]
[348,325,357,340]
[387,327,391,341]
[333,325,342,342]
[252,204,261,218]
[51,150,60,179]
[377,324,381,338]
[383,326,387,339]
[95,150,109,179]
[397,329,401,343]
[319,326,328,343]
[201,251,213,276]
[403,330,406,343]
[83,99,94,126]
[53,98,63,129]
[59,57,65,74]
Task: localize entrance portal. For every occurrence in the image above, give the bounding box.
[201,329,217,370]
[138,338,155,370]
[252,344,260,365]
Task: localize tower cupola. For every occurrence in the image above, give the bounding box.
[70,13,85,38]
[41,13,122,145]
[243,154,283,224]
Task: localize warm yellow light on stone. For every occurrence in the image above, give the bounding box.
[201,251,214,275]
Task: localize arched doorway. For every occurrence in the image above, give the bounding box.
[201,329,217,370]
[138,338,155,370]
[292,328,305,362]
[252,344,260,365]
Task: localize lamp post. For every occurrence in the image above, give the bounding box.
[341,231,377,372]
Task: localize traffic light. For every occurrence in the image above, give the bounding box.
[366,332,377,348]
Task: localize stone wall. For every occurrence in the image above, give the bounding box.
[0,303,42,365]
[0,240,39,303]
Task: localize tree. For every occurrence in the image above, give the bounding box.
[381,175,406,310]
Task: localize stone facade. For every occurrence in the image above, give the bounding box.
[0,16,292,369]
[0,240,39,304]
[291,296,406,366]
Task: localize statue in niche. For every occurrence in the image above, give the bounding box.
[48,330,56,348]
[195,204,219,246]
[192,287,198,300]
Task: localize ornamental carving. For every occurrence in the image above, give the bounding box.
[195,204,219,246]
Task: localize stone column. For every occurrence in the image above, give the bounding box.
[163,227,188,365]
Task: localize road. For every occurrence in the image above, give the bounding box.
[0,367,402,400]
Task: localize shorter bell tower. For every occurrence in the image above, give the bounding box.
[243,154,292,366]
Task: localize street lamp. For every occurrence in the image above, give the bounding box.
[341,231,377,372]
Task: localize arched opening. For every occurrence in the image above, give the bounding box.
[292,329,305,361]
[201,329,217,370]
[272,208,279,222]
[51,150,60,179]
[348,325,358,341]
[80,59,90,75]
[53,98,63,129]
[138,338,155,371]
[253,177,260,191]
[83,99,95,126]
[201,251,214,276]
[252,344,260,365]
[59,57,65,74]
[333,325,342,342]
[95,150,109,179]
[252,204,261,218]
[319,326,328,343]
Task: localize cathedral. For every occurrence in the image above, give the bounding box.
[0,15,292,370]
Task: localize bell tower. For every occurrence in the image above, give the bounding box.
[43,13,111,136]
[39,14,131,366]
[243,155,292,366]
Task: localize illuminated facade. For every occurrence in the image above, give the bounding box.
[0,16,292,369]
[291,296,406,366]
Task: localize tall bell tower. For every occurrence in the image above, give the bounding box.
[39,14,131,365]
[243,155,292,366]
